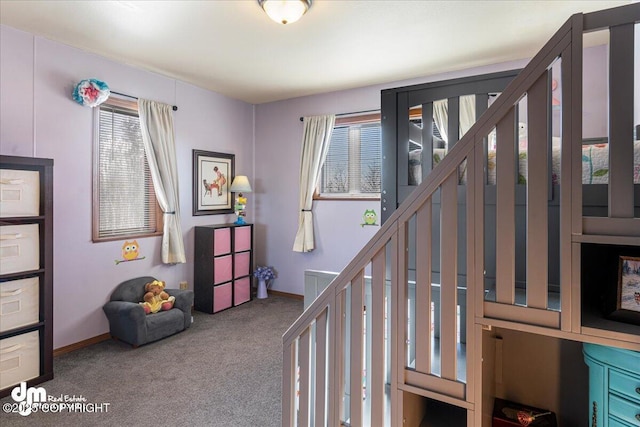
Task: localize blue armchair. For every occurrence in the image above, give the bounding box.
[103,276,194,347]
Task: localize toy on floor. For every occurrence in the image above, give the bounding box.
[139,280,175,314]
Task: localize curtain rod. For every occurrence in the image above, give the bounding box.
[299,109,379,122]
[111,91,178,111]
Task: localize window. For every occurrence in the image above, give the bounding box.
[93,98,162,242]
[317,114,381,199]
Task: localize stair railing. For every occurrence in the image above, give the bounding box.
[282,5,639,426]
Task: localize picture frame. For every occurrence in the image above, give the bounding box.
[192,150,234,216]
[616,256,640,316]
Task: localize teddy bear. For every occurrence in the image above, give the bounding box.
[139,280,175,314]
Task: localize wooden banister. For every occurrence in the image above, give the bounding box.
[282,5,640,426]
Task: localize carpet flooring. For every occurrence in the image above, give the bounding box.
[0,295,303,427]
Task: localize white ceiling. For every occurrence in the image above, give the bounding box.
[0,0,631,104]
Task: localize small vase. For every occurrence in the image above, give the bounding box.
[257,279,268,299]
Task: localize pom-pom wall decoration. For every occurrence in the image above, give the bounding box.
[72,79,110,107]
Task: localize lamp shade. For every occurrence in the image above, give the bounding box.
[230,176,252,193]
[258,0,311,25]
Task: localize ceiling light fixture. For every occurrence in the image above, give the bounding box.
[258,0,312,25]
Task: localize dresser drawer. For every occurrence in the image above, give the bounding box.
[608,416,634,427]
[0,277,39,333]
[234,277,250,306]
[0,169,40,218]
[0,331,40,390]
[234,251,250,279]
[0,224,40,275]
[213,227,231,256]
[609,393,640,426]
[234,226,251,252]
[610,369,640,405]
[213,283,232,313]
[213,255,232,285]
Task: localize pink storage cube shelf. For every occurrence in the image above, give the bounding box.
[194,224,254,314]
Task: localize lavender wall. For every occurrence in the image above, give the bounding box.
[0,25,254,349]
[583,44,608,138]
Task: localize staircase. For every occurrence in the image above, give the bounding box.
[282,4,640,426]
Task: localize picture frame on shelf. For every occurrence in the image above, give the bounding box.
[192,150,234,216]
[616,256,640,316]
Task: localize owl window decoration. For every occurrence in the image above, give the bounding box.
[361,209,379,227]
[115,240,146,265]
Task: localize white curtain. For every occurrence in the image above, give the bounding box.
[433,100,448,144]
[459,95,476,138]
[432,97,476,147]
[138,99,186,264]
[292,114,336,253]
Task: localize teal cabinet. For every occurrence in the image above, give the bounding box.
[583,344,640,427]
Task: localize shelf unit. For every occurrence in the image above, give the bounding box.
[0,155,53,398]
[194,223,253,314]
[580,242,640,341]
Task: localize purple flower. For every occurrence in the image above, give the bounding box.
[253,266,276,281]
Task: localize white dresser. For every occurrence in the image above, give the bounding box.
[0,155,53,396]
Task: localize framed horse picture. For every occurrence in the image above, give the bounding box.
[192,150,235,215]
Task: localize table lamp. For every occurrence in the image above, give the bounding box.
[230,175,252,225]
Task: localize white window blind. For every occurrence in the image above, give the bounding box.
[95,102,159,240]
[320,121,381,196]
